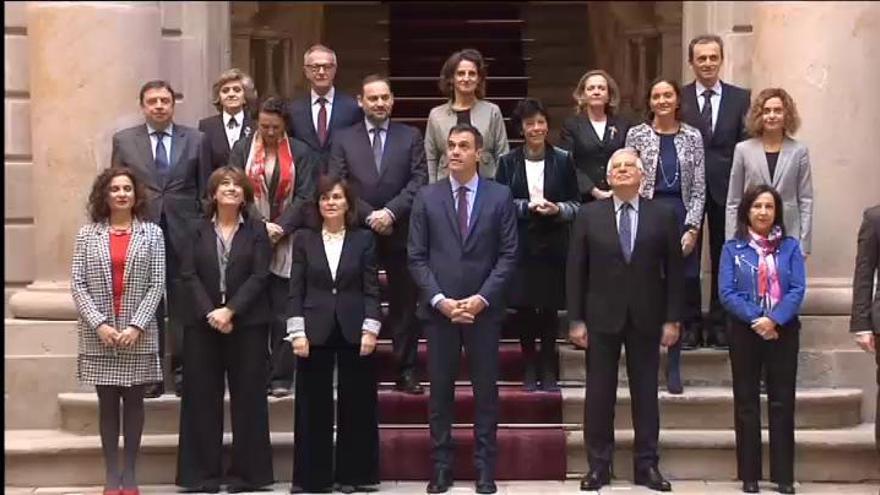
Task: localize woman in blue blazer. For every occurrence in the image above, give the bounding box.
[719,184,805,495]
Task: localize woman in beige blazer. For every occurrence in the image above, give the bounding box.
[726,88,814,255]
[424,48,509,182]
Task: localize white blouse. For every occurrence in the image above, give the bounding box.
[524,158,546,203]
[590,118,606,141]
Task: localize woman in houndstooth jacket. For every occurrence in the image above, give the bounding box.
[71,167,166,495]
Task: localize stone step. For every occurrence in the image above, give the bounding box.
[58,385,862,436]
[560,387,863,429]
[7,424,877,486]
[565,423,880,482]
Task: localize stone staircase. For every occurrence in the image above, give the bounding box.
[5,313,878,486]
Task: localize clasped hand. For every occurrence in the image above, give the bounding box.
[528,200,560,216]
[751,316,779,340]
[367,209,394,236]
[207,307,234,334]
[96,323,141,348]
[438,296,486,324]
[265,221,284,245]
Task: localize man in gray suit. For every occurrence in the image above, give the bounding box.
[850,204,880,451]
[329,74,428,394]
[111,80,211,397]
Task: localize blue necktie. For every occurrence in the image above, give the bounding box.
[619,202,633,262]
[154,131,170,173]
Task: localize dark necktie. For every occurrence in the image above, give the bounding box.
[457,186,469,240]
[701,89,714,139]
[371,127,384,172]
[316,97,328,146]
[619,202,633,262]
[227,117,238,129]
[153,131,170,173]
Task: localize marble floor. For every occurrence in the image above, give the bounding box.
[6,481,880,495]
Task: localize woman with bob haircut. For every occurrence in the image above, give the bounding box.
[719,184,805,494]
[287,174,382,494]
[72,167,165,495]
[176,166,274,493]
[424,48,509,182]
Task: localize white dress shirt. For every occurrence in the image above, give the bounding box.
[612,194,640,255]
[323,228,345,281]
[590,119,607,142]
[145,122,174,161]
[695,79,723,131]
[524,158,546,202]
[310,86,335,133]
[223,110,244,150]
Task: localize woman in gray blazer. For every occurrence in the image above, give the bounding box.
[726,88,814,255]
[424,48,509,182]
[71,167,165,495]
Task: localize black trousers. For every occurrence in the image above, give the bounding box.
[426,317,500,477]
[379,245,420,376]
[585,318,661,473]
[158,215,184,388]
[292,340,379,490]
[268,273,296,389]
[728,318,799,484]
[876,347,880,453]
[176,321,273,489]
[705,197,728,333]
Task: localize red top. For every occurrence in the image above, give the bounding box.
[109,231,131,316]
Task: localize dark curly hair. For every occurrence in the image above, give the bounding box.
[438,48,487,101]
[512,98,550,138]
[87,167,149,222]
[257,96,290,131]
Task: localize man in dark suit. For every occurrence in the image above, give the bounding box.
[680,34,751,349]
[408,124,518,494]
[329,74,428,394]
[567,147,683,492]
[850,204,880,451]
[111,79,211,397]
[287,44,363,170]
[199,68,256,171]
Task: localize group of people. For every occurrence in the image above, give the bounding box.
[68,34,878,495]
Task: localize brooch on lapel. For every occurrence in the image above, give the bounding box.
[243,126,252,139]
[609,126,618,140]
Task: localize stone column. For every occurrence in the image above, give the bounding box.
[751,2,880,313]
[8,2,161,319]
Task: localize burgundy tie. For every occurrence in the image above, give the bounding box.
[457,186,469,240]
[316,97,328,146]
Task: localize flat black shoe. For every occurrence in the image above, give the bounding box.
[776,483,795,494]
[713,328,729,349]
[680,330,699,350]
[143,383,163,399]
[426,468,452,493]
[634,466,672,492]
[180,485,220,494]
[579,468,610,491]
[475,480,497,494]
[742,480,760,493]
[289,485,330,494]
[395,372,425,395]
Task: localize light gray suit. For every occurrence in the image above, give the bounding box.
[725,137,814,253]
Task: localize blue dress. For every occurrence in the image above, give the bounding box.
[652,133,700,279]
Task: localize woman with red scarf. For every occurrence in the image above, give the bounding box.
[229,96,318,397]
[719,184,806,495]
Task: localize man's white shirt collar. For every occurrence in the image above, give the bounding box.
[696,79,723,98]
[312,86,335,106]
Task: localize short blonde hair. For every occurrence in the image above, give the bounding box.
[210,68,257,113]
[746,87,801,137]
[573,69,621,115]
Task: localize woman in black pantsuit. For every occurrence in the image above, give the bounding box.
[719,185,806,494]
[176,166,273,493]
[288,174,381,494]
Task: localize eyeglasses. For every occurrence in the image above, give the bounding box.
[305,63,336,73]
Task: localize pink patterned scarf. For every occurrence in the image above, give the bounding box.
[748,225,783,311]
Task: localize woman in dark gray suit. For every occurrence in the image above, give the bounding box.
[72,167,165,495]
[726,88,814,256]
[496,98,580,391]
[288,175,382,494]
